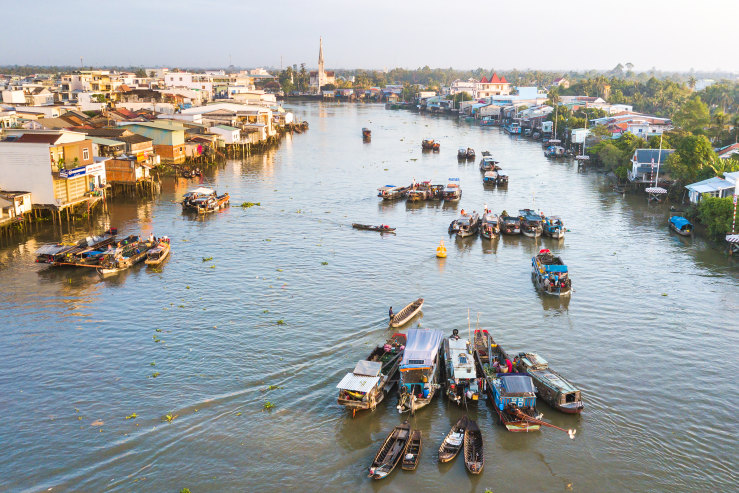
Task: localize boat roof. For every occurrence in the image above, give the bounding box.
[521,353,548,368]
[353,360,382,377]
[448,338,476,379]
[669,216,692,229]
[187,187,215,195]
[35,244,73,256]
[401,329,443,369]
[500,374,537,395]
[543,264,568,273]
[336,372,381,393]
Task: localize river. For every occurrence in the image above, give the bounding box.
[1,102,737,492]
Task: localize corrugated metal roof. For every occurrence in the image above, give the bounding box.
[353,360,381,377]
[336,373,380,393]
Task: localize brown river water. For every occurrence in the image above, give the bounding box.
[1,102,737,492]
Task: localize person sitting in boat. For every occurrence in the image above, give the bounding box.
[492,358,501,373]
[148,233,155,242]
[505,358,513,373]
[451,328,460,340]
[460,208,466,216]
[388,307,394,320]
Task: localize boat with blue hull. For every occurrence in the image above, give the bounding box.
[486,373,541,432]
[543,216,565,239]
[515,352,583,414]
[397,328,444,415]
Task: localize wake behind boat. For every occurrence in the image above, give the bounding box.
[389,298,424,328]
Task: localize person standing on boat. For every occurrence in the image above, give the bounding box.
[388,307,394,321]
[451,328,460,340]
[505,358,513,373]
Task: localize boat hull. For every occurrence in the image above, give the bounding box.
[521,230,542,238]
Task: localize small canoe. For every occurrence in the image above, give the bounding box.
[352,223,396,232]
[389,298,424,328]
[145,241,170,266]
[401,429,422,471]
[369,421,412,480]
[464,419,484,474]
[438,416,467,463]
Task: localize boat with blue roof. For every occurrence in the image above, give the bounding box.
[543,216,565,239]
[519,209,543,238]
[532,249,572,296]
[668,216,693,236]
[515,352,583,414]
[397,328,444,414]
[485,373,541,432]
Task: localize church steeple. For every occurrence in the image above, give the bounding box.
[317,37,325,89]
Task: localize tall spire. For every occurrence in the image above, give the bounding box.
[318,37,324,66]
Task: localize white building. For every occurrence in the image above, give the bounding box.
[209,125,241,144]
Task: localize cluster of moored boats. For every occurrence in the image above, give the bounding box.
[449,208,565,240]
[34,228,171,276]
[338,299,581,481]
[478,151,509,187]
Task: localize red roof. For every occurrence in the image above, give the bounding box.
[481,73,508,85]
[500,75,508,83]
[15,133,62,144]
[490,73,500,83]
[480,76,488,83]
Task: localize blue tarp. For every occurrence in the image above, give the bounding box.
[400,328,444,368]
[669,216,692,229]
[544,265,568,273]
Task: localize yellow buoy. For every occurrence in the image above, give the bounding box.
[436,239,447,258]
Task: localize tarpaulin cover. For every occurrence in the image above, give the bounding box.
[544,265,568,273]
[500,374,537,395]
[669,216,692,229]
[401,329,444,368]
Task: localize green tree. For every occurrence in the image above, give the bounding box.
[673,97,710,133]
[597,142,623,170]
[135,68,147,78]
[667,134,717,183]
[697,197,734,240]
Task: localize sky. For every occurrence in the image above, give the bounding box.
[3,0,737,73]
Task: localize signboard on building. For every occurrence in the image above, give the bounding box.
[85,163,105,174]
[59,166,86,179]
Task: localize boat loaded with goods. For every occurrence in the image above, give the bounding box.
[532,249,572,296]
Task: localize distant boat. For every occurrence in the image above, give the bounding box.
[668,216,693,236]
[362,128,371,139]
[442,179,462,201]
[352,223,396,233]
[480,211,500,239]
[500,214,521,235]
[543,216,565,239]
[145,238,171,266]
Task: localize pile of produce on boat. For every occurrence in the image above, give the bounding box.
[532,249,572,296]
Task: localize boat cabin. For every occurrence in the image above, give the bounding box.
[492,374,537,411]
[399,329,443,401]
[445,337,481,402]
[517,352,583,412]
[337,360,384,403]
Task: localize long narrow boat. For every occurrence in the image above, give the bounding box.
[485,373,541,432]
[337,333,407,415]
[438,415,467,462]
[401,429,422,471]
[362,128,371,139]
[515,352,583,414]
[368,421,412,479]
[464,419,484,474]
[377,185,408,200]
[397,328,444,414]
[35,229,118,266]
[668,216,693,236]
[196,193,230,214]
[443,334,482,405]
[352,223,396,232]
[389,298,424,328]
[182,187,216,211]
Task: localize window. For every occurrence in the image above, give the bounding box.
[83,148,89,160]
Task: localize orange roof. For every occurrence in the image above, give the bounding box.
[480,76,488,83]
[490,73,500,83]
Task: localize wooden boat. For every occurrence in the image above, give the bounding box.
[438,416,467,462]
[515,352,583,414]
[368,421,412,479]
[532,248,572,296]
[421,139,437,150]
[389,298,424,328]
[496,171,508,186]
[337,333,407,415]
[97,236,154,276]
[479,155,500,172]
[145,238,171,266]
[443,334,482,405]
[377,185,408,200]
[352,223,396,232]
[457,147,468,160]
[500,214,521,235]
[195,193,230,214]
[466,148,475,160]
[464,419,484,474]
[543,216,565,239]
[182,187,216,211]
[483,170,498,184]
[519,209,543,238]
[449,210,480,237]
[35,228,118,266]
[397,329,444,414]
[485,373,541,432]
[669,216,693,236]
[480,211,500,239]
[432,141,440,151]
[362,128,371,139]
[442,180,462,201]
[401,429,422,471]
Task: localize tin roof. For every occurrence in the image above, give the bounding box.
[336,373,380,393]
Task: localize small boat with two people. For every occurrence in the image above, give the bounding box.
[515,352,584,414]
[401,429,422,471]
[448,209,480,238]
[519,209,543,238]
[352,223,396,233]
[377,185,409,200]
[438,415,467,463]
[389,298,424,328]
[464,419,484,474]
[422,139,440,151]
[500,212,521,235]
[337,333,407,416]
[397,328,444,414]
[443,329,482,405]
[442,178,462,202]
[368,421,412,480]
[668,216,693,236]
[480,209,500,239]
[532,248,572,296]
[362,128,371,140]
[144,237,171,266]
[543,216,565,239]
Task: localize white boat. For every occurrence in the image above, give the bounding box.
[443,335,482,405]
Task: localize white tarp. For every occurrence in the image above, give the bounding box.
[336,373,380,393]
[401,328,444,368]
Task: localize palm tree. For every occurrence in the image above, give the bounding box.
[688,76,696,90]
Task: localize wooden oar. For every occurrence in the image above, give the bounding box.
[512,408,576,439]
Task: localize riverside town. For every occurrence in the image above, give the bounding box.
[1,2,737,492]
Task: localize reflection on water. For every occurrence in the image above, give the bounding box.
[0,102,737,493]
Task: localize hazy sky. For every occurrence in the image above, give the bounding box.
[4,0,737,73]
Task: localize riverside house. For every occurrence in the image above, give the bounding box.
[627,148,675,183]
[117,120,186,164]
